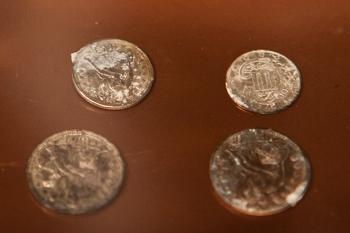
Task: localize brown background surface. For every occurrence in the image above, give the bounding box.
[0,0,349,232]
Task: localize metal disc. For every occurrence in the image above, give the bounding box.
[209,129,311,216]
[26,130,125,214]
[72,39,154,110]
[226,50,301,114]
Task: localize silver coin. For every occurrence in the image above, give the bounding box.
[209,129,310,216]
[71,39,154,110]
[26,130,125,214]
[226,50,301,114]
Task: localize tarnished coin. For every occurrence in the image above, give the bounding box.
[72,39,154,110]
[226,50,301,114]
[210,129,310,216]
[26,130,125,214]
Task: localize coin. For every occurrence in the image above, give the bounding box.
[26,130,125,214]
[209,129,310,216]
[226,50,301,114]
[72,39,154,110]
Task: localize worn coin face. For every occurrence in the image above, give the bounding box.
[210,129,310,216]
[72,39,154,110]
[27,130,125,214]
[226,50,301,114]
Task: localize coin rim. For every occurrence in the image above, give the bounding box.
[209,128,311,216]
[225,50,302,114]
[26,129,125,214]
[72,38,154,110]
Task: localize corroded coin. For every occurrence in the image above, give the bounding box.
[72,39,154,110]
[210,129,310,216]
[226,50,301,114]
[27,130,125,214]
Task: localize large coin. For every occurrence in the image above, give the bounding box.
[72,39,154,110]
[26,130,125,214]
[209,129,310,216]
[226,50,301,114]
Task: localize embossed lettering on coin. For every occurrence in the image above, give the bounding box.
[210,129,310,216]
[226,50,301,114]
[72,39,154,110]
[27,130,125,214]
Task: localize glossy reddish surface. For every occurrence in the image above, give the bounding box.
[0,0,349,232]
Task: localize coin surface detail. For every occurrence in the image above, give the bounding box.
[72,39,154,110]
[226,50,301,114]
[210,129,310,216]
[27,130,125,214]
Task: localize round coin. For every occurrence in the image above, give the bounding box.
[209,129,310,216]
[72,39,154,110]
[226,50,301,114]
[27,130,125,214]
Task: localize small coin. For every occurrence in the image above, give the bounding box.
[209,129,310,216]
[226,50,301,114]
[26,130,125,214]
[72,39,154,110]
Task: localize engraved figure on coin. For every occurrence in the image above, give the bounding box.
[85,51,134,88]
[84,47,136,103]
[38,137,109,199]
[225,138,288,201]
[239,58,288,107]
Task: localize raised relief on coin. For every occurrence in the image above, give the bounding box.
[209,129,310,216]
[226,50,301,114]
[72,39,154,110]
[26,130,125,214]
